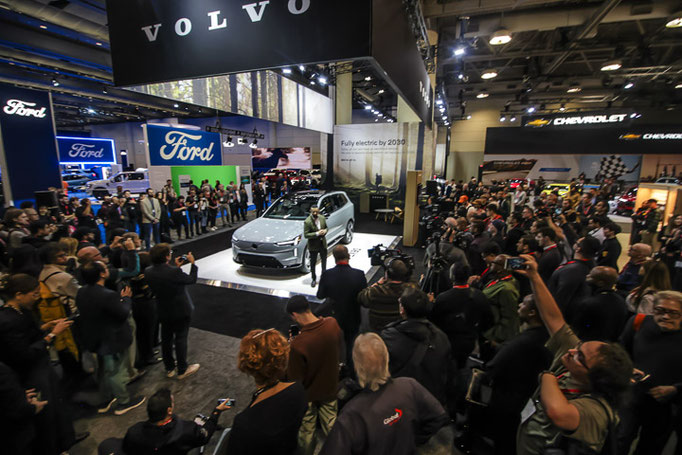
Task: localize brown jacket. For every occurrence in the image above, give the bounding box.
[287,317,343,402]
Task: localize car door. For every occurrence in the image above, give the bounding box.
[318,196,338,243]
[334,194,353,232]
[127,172,147,194]
[107,173,126,191]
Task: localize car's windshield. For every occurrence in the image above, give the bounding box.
[264,196,318,220]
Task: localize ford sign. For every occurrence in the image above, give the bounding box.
[57,136,117,164]
[147,124,222,166]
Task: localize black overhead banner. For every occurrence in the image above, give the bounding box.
[486,126,682,155]
[105,0,432,126]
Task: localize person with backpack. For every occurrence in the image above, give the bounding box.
[617,290,682,455]
[381,288,452,407]
[515,254,632,455]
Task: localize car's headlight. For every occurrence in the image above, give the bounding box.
[276,235,302,247]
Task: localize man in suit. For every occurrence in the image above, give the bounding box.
[536,227,563,284]
[144,244,200,380]
[317,245,368,366]
[140,188,162,251]
[76,261,146,416]
[303,207,328,287]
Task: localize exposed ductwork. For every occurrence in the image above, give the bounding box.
[452,1,677,38]
[0,45,112,81]
[0,0,109,43]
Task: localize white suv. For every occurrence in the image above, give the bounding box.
[86,170,150,198]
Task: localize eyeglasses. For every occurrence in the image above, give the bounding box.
[572,342,589,370]
[653,307,682,319]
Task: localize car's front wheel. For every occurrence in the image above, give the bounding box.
[342,220,354,244]
[299,247,311,273]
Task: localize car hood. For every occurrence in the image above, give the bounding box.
[233,217,304,243]
[87,179,107,186]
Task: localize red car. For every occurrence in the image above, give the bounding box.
[509,178,534,189]
[616,187,637,216]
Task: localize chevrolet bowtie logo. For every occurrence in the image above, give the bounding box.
[526,119,550,127]
[619,133,642,140]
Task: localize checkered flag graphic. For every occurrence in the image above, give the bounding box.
[598,155,630,180]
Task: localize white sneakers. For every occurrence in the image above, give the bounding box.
[177,363,200,380]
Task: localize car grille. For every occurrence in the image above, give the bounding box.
[233,240,287,253]
[237,254,284,268]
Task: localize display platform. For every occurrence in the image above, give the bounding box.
[183,232,400,300]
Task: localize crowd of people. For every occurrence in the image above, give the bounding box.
[1,174,682,455]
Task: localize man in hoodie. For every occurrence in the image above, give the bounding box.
[381,288,451,406]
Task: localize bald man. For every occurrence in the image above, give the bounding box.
[75,239,139,290]
[566,266,629,341]
[616,243,652,294]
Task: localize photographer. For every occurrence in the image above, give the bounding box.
[515,254,632,455]
[121,388,232,454]
[358,259,418,332]
[145,244,200,380]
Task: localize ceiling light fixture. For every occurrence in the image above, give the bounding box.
[364,105,372,110]
[95,42,102,46]
[52,78,59,87]
[249,139,258,149]
[476,90,489,99]
[298,65,305,71]
[173,103,179,108]
[527,106,536,113]
[567,84,582,93]
[624,81,634,89]
[318,75,327,85]
[436,99,443,106]
[466,115,472,120]
[365,76,372,81]
[500,115,506,122]
[481,69,498,80]
[282,68,292,74]
[378,89,385,94]
[458,73,465,80]
[223,136,234,148]
[40,24,47,29]
[676,83,682,89]
[454,47,466,56]
[510,115,517,122]
[87,108,96,114]
[601,59,622,71]
[665,10,682,28]
[559,104,566,111]
[490,28,512,45]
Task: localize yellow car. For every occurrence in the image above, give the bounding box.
[541,183,571,197]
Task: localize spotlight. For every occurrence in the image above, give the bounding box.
[510,115,517,122]
[481,69,498,80]
[39,25,47,29]
[559,104,566,111]
[476,90,489,99]
[378,89,385,94]
[439,107,445,113]
[318,75,327,85]
[665,10,682,28]
[238,138,247,145]
[174,103,179,108]
[95,42,103,46]
[87,108,96,114]
[527,106,536,113]
[298,65,305,71]
[500,115,506,122]
[490,28,512,45]
[454,47,466,56]
[223,136,234,148]
[676,83,682,89]
[436,99,443,105]
[466,115,472,120]
[282,68,292,74]
[52,78,59,87]
[310,80,316,85]
[364,105,372,110]
[458,73,465,80]
[624,81,634,90]
[365,76,372,81]
[630,112,641,119]
[601,59,622,71]
[567,84,582,93]
[249,140,258,149]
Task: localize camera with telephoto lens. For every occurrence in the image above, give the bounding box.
[368,244,415,274]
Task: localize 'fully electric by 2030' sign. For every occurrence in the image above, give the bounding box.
[146,124,222,166]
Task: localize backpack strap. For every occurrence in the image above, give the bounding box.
[581,394,617,455]
[41,271,63,284]
[633,313,646,332]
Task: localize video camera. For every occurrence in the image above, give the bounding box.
[368,244,415,276]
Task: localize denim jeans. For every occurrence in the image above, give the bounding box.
[99,351,130,403]
[142,222,160,250]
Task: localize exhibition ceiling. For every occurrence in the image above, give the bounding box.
[0,0,681,128]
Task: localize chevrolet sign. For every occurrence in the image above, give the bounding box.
[526,114,628,127]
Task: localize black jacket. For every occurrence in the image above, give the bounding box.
[430,286,494,366]
[144,263,198,321]
[380,318,452,405]
[504,226,525,256]
[567,288,629,342]
[596,237,621,271]
[547,259,593,312]
[76,284,132,355]
[316,264,367,333]
[0,361,36,455]
[123,412,220,455]
[538,245,563,284]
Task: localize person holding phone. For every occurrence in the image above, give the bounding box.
[76,261,146,416]
[303,207,328,288]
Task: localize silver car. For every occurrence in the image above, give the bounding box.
[232,191,355,271]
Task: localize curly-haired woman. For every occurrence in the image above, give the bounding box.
[224,328,307,455]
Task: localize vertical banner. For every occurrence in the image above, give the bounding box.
[0,85,61,203]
